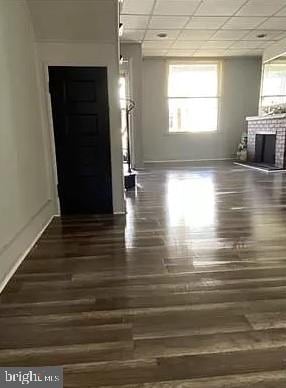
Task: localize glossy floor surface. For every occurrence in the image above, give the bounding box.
[2,162,286,387]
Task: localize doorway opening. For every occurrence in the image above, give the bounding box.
[120,59,136,189]
[49,66,113,215]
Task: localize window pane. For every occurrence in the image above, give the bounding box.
[262,63,286,97]
[168,64,218,98]
[261,96,286,107]
[169,98,218,133]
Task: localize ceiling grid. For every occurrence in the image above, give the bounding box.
[120,0,286,57]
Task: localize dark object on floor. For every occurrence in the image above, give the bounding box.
[124,171,136,189]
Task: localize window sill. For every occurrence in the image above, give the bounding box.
[165,130,218,135]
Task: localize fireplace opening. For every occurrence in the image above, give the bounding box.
[255,134,276,166]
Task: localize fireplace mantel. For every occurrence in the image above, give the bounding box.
[246,115,286,168]
[246,114,286,121]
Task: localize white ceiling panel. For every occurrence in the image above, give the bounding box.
[121,15,149,29]
[258,17,286,30]
[143,49,169,56]
[122,0,155,15]
[149,15,189,29]
[195,0,246,16]
[276,6,286,16]
[118,0,286,58]
[178,29,216,40]
[237,0,286,16]
[194,49,226,56]
[145,29,181,40]
[229,40,264,49]
[224,49,251,56]
[201,40,234,49]
[186,16,228,29]
[256,40,276,48]
[166,49,197,57]
[243,29,286,40]
[154,0,201,16]
[172,40,204,49]
[122,29,145,42]
[226,48,264,55]
[211,30,249,40]
[143,40,173,49]
[222,17,267,30]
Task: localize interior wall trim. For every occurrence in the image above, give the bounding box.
[0,213,55,295]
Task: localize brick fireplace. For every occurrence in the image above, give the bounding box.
[246,115,286,169]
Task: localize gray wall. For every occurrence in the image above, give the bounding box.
[120,43,144,168]
[142,57,262,162]
[0,0,56,290]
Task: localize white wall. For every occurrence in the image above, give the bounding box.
[142,57,262,162]
[0,0,56,289]
[36,42,125,213]
[120,43,144,168]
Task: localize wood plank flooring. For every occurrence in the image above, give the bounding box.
[2,162,286,387]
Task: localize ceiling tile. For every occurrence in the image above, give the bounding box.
[224,49,250,56]
[276,6,286,16]
[154,0,201,16]
[256,40,276,48]
[166,49,196,57]
[211,29,249,40]
[186,16,228,29]
[122,0,155,15]
[194,49,226,56]
[226,48,264,55]
[149,15,189,29]
[172,40,204,48]
[143,49,169,56]
[121,29,145,42]
[121,15,149,29]
[229,40,264,49]
[143,40,173,49]
[222,17,267,30]
[201,40,234,48]
[276,31,286,40]
[248,48,265,55]
[243,29,285,40]
[178,29,216,40]
[258,17,286,30]
[237,0,286,16]
[145,29,180,40]
[195,0,246,16]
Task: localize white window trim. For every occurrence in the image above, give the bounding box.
[165,60,222,135]
[259,60,286,113]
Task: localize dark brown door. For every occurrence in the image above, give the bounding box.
[49,66,113,214]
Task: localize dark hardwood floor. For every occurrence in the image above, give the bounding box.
[2,162,286,387]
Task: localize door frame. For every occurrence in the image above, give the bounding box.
[120,59,136,169]
[39,61,125,215]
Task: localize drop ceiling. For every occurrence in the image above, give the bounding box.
[120,0,286,57]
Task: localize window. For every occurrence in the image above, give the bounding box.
[168,63,220,133]
[261,62,286,108]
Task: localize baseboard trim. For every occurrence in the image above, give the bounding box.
[144,158,234,164]
[0,214,55,294]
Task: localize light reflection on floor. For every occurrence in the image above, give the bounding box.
[166,174,216,230]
